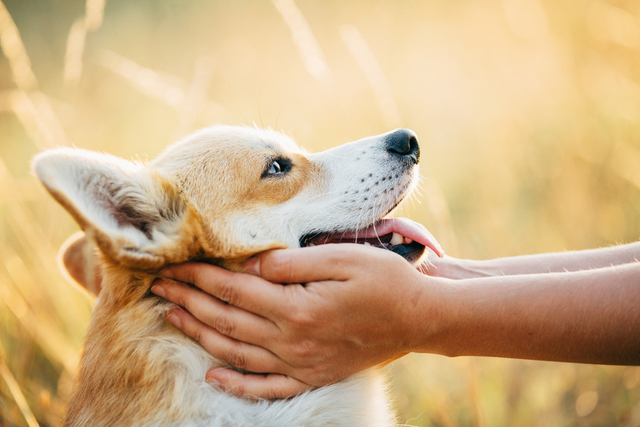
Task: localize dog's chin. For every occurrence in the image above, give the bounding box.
[299,217,441,265]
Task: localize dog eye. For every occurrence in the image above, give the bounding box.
[268,160,282,175]
[262,157,291,178]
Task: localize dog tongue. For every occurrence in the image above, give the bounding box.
[340,218,444,257]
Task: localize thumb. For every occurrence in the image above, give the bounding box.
[243,245,364,283]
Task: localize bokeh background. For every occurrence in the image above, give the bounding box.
[0,0,639,425]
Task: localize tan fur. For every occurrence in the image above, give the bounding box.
[247,153,320,206]
[62,212,286,426]
[47,129,311,426]
[59,232,102,295]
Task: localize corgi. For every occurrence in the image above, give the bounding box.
[33,125,442,427]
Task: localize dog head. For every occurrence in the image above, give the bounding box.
[34,125,442,279]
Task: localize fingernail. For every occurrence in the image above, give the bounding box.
[205,368,228,388]
[167,309,182,328]
[243,257,260,276]
[151,281,165,297]
[160,269,174,279]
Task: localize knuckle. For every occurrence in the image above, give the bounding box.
[288,308,313,329]
[191,326,204,344]
[212,314,235,337]
[229,383,247,398]
[291,340,315,359]
[168,284,190,308]
[263,385,285,400]
[216,280,240,306]
[178,294,193,312]
[263,389,279,400]
[226,345,247,370]
[266,252,293,282]
[172,264,197,285]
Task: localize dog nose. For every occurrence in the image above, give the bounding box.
[385,129,420,163]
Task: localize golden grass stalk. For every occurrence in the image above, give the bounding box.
[29,91,69,146]
[99,50,228,127]
[0,0,37,92]
[0,158,90,335]
[271,0,331,81]
[340,24,401,129]
[465,358,485,427]
[63,18,87,87]
[3,90,56,148]
[0,267,79,375]
[175,55,216,138]
[0,342,40,427]
[0,90,11,112]
[99,49,187,108]
[0,89,68,149]
[421,178,459,256]
[432,396,460,427]
[63,0,107,86]
[84,0,106,32]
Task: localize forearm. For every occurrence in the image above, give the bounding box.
[425,241,640,279]
[417,262,640,365]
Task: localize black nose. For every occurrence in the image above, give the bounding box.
[385,129,420,163]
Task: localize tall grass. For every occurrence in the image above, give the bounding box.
[0,0,639,426]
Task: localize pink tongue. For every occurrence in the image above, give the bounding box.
[340,218,444,257]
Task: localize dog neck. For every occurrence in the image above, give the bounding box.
[63,264,210,426]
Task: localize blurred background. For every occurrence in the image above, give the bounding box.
[0,0,639,425]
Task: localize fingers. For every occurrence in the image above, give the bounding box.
[164,305,290,376]
[152,279,277,346]
[160,262,285,319]
[244,244,371,283]
[205,367,312,400]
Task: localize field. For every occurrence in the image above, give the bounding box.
[0,0,639,425]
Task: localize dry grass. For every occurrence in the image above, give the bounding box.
[0,0,639,426]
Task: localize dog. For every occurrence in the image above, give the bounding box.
[33,125,443,427]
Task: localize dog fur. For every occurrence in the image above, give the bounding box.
[33,125,423,427]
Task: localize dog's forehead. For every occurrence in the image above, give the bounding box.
[151,126,305,181]
[208,127,301,154]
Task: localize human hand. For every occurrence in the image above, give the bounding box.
[418,253,470,279]
[151,244,440,399]
[419,251,497,280]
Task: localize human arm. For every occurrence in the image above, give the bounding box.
[416,261,640,364]
[152,244,640,399]
[421,241,640,279]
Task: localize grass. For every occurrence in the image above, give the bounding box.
[0,0,639,425]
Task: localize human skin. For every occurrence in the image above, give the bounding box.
[150,241,640,399]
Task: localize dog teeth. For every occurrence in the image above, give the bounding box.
[404,237,413,244]
[390,232,403,246]
[364,242,371,246]
[308,243,316,247]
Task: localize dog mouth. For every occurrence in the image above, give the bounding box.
[299,218,444,264]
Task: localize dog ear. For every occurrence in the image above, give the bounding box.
[58,232,102,295]
[33,148,209,271]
